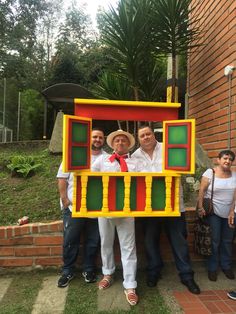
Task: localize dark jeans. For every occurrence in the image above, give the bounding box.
[62,208,100,275]
[206,214,234,272]
[143,212,194,281]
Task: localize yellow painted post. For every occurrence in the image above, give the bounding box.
[166,54,179,102]
[81,175,88,214]
[174,176,180,215]
[165,176,172,213]
[145,175,152,213]
[123,175,131,213]
[102,175,109,214]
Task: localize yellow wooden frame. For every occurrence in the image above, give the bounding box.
[62,115,92,173]
[72,172,181,218]
[162,119,195,174]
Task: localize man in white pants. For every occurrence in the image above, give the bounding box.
[92,129,138,306]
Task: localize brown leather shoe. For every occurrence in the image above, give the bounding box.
[223,269,235,280]
[208,271,217,281]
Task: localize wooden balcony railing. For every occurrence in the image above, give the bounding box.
[72,172,181,217]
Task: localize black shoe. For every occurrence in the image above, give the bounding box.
[58,273,74,288]
[223,269,235,280]
[82,271,97,283]
[181,279,201,295]
[147,273,161,287]
[208,271,217,281]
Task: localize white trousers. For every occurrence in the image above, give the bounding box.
[98,217,137,289]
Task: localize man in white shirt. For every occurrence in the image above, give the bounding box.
[132,125,200,295]
[92,129,138,306]
[57,128,106,288]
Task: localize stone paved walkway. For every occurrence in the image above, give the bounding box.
[174,289,236,314]
[32,276,68,314]
[159,262,236,314]
[1,262,236,313]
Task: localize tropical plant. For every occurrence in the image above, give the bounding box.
[7,156,41,178]
[150,0,201,102]
[100,0,157,101]
[92,72,133,100]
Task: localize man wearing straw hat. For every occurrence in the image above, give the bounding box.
[92,129,138,306]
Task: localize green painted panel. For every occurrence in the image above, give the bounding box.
[72,122,88,143]
[130,177,137,211]
[168,125,187,144]
[86,177,103,210]
[151,178,166,210]
[116,177,124,210]
[168,148,187,167]
[71,146,88,167]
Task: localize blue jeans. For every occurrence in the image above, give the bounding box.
[206,214,234,272]
[143,213,194,281]
[62,208,100,275]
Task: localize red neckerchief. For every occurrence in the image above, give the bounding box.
[109,153,128,172]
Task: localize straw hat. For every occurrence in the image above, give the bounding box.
[106,129,135,150]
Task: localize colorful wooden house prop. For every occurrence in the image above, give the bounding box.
[63,99,195,218]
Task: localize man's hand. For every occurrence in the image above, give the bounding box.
[62,197,71,209]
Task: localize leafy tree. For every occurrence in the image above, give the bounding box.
[56,2,95,52]
[20,89,44,140]
[0,77,19,136]
[0,0,58,90]
[50,2,97,85]
[49,50,84,85]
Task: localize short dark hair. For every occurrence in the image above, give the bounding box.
[218,150,235,161]
[138,124,154,133]
[92,127,104,135]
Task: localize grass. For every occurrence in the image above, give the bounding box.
[0,270,171,314]
[0,143,198,226]
[0,271,44,314]
[0,145,62,225]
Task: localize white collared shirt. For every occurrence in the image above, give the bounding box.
[91,149,108,164]
[132,142,162,172]
[92,153,137,172]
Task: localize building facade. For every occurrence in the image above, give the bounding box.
[188,0,236,162]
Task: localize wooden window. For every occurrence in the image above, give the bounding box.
[163,119,195,174]
[63,115,91,172]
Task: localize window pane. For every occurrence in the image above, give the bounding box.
[87,177,103,210]
[168,148,187,167]
[151,178,166,210]
[72,122,88,143]
[130,177,137,210]
[116,177,124,210]
[71,146,88,167]
[168,125,187,144]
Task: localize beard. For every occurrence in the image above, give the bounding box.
[92,144,102,151]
